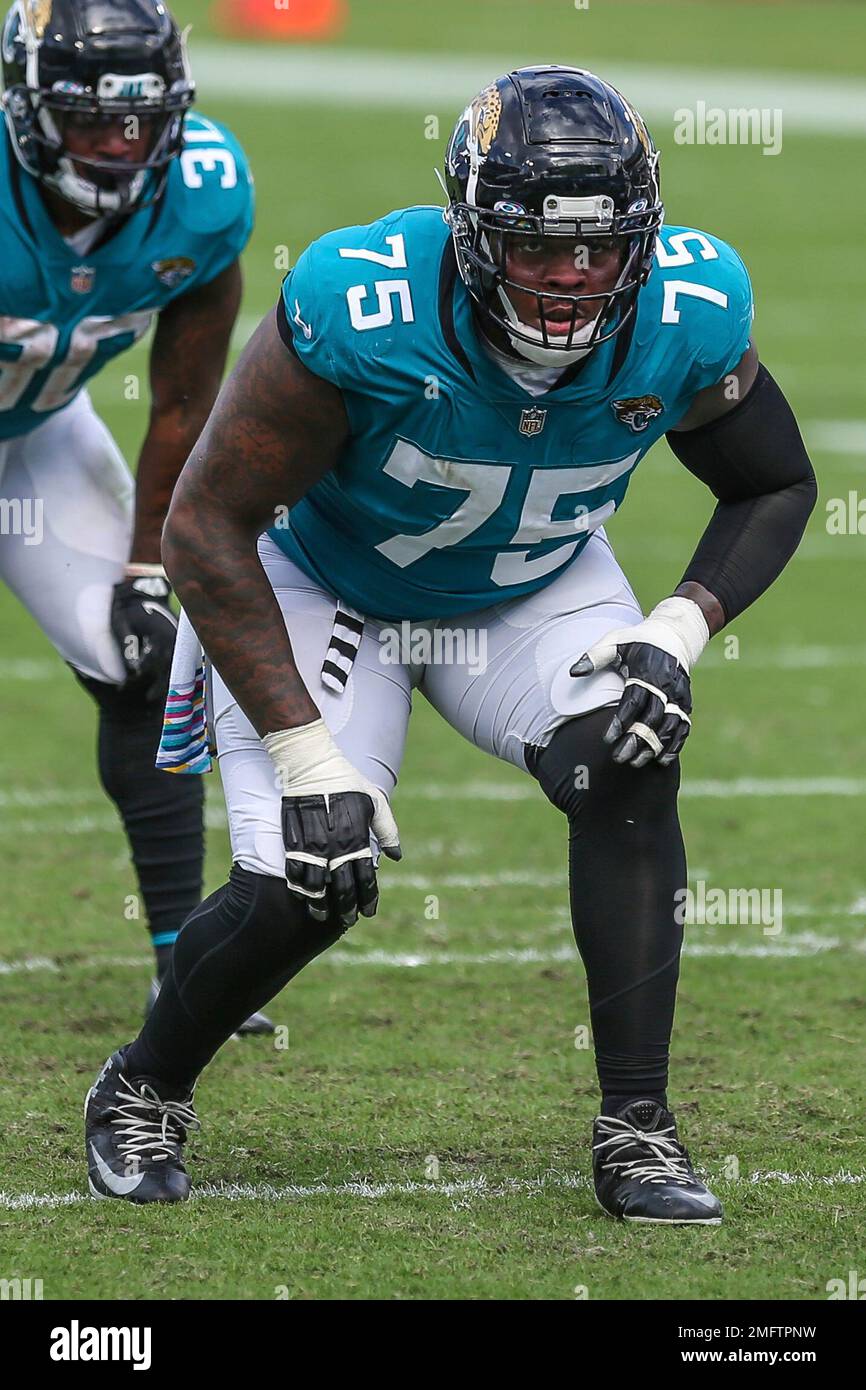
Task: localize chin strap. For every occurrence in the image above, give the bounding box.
[494,233,642,367]
[500,300,597,366]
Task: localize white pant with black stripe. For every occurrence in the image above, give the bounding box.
[212,533,644,878]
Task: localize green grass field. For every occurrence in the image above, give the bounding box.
[1,1,865,1300]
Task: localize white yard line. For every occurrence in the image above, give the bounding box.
[0,925,859,983]
[190,43,866,137]
[400,778,866,801]
[0,775,865,840]
[805,421,866,456]
[3,761,866,814]
[681,777,866,798]
[0,659,61,681]
[0,956,59,977]
[3,646,866,689]
[327,935,848,964]
[700,646,866,670]
[2,1167,863,1211]
[0,787,105,809]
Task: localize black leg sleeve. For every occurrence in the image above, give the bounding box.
[124,866,346,1089]
[74,671,204,949]
[529,708,686,1098]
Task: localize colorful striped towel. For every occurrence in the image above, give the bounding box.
[156,611,212,774]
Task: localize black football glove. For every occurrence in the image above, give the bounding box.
[110,574,179,703]
[282,791,385,929]
[266,720,402,928]
[571,599,710,769]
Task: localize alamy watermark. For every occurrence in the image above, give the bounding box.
[1,1276,43,1300]
[50,1323,151,1369]
[674,103,783,157]
[378,621,488,675]
[675,880,783,936]
[826,491,866,535]
[827,1270,866,1299]
[0,497,43,546]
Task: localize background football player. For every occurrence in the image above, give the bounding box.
[0,0,271,1031]
[86,68,816,1217]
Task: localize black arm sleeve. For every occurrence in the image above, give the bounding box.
[666,364,817,623]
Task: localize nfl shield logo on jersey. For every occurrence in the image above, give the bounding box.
[70,265,95,295]
[519,406,547,437]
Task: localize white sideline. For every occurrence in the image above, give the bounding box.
[190,43,866,138]
[2,1168,863,1211]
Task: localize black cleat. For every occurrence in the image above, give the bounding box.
[146,977,275,1037]
[85,1049,199,1204]
[592,1099,723,1225]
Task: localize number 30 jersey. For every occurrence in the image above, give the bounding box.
[272,205,753,621]
[0,113,254,440]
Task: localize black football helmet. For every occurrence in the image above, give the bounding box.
[443,66,663,364]
[1,0,195,218]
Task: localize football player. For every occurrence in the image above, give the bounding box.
[0,0,271,1032]
[86,69,816,1216]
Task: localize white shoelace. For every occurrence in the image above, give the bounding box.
[107,1075,200,1164]
[593,1116,694,1186]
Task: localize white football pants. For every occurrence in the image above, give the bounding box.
[0,390,132,684]
[213,533,644,878]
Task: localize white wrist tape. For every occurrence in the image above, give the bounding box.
[262,719,401,852]
[641,597,710,674]
[262,719,364,797]
[125,562,168,580]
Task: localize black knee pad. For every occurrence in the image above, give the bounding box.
[228,865,358,945]
[529,708,681,823]
[134,866,349,1087]
[173,864,347,988]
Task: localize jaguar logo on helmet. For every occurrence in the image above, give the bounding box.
[470,83,502,158]
[612,395,665,433]
[25,0,53,41]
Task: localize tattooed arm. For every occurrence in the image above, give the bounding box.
[162,306,349,736]
[131,259,243,563]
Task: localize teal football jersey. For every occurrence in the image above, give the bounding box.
[272,206,753,620]
[0,112,254,440]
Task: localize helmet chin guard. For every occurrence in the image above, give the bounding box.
[498,304,598,367]
[443,66,664,364]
